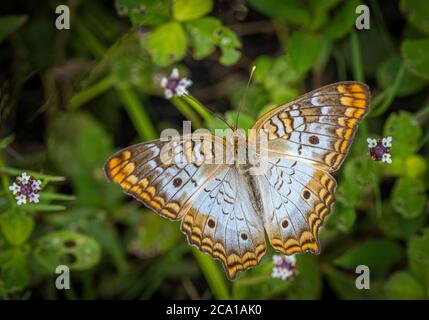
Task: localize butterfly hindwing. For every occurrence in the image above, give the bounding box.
[251,82,370,172]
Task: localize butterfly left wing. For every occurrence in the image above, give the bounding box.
[255,156,336,255]
[250,82,370,172]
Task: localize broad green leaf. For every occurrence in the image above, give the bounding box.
[400,0,429,35]
[287,31,324,74]
[391,177,426,219]
[253,55,274,84]
[408,228,429,285]
[215,26,241,66]
[173,0,213,21]
[247,0,310,26]
[405,154,427,178]
[334,239,404,276]
[0,246,30,291]
[34,231,101,271]
[0,210,34,246]
[323,0,360,40]
[385,271,425,299]
[384,111,422,158]
[185,17,221,59]
[0,15,27,43]
[402,38,429,80]
[376,54,427,97]
[146,21,187,66]
[115,0,170,27]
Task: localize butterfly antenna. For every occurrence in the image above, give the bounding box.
[235,65,256,130]
[184,94,233,131]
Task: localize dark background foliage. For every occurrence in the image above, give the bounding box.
[0,0,428,299]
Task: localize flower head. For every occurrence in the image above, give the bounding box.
[160,68,192,99]
[9,173,42,205]
[367,136,392,164]
[271,254,298,281]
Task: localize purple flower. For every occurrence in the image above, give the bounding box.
[367,137,392,164]
[160,68,192,99]
[272,254,298,281]
[8,172,42,205]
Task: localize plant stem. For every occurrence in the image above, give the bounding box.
[0,167,65,182]
[350,31,364,82]
[171,97,203,128]
[70,75,114,110]
[192,248,230,299]
[116,86,157,141]
[182,94,212,124]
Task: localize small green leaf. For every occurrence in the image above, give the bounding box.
[288,255,321,299]
[322,0,360,40]
[0,210,34,246]
[115,0,170,27]
[329,202,356,232]
[400,0,429,35]
[185,17,220,59]
[247,0,310,26]
[408,228,429,285]
[0,246,30,291]
[376,54,427,97]
[402,38,429,81]
[173,0,213,21]
[405,154,427,178]
[391,177,426,219]
[287,31,324,74]
[385,271,425,300]
[384,111,422,158]
[34,231,101,271]
[0,15,27,43]
[334,239,404,276]
[146,21,187,66]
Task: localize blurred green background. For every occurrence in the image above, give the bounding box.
[0,0,429,299]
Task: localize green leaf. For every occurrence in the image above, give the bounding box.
[216,26,241,66]
[0,246,30,291]
[0,15,27,43]
[247,0,310,26]
[185,17,220,59]
[402,38,429,81]
[385,271,425,299]
[34,231,101,271]
[400,0,429,35]
[288,255,321,299]
[0,210,34,246]
[376,54,427,97]
[408,228,429,285]
[173,0,213,21]
[391,177,426,219]
[115,0,170,27]
[325,267,368,299]
[146,21,187,66]
[384,111,422,158]
[334,239,404,276]
[323,0,360,40]
[329,202,356,232]
[287,31,324,74]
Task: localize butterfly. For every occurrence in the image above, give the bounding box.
[104,82,370,279]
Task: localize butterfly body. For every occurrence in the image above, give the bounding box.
[105,82,370,279]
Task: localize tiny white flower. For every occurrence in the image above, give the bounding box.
[382,153,392,164]
[367,138,377,148]
[9,182,20,195]
[382,136,392,148]
[164,89,173,99]
[29,193,40,203]
[16,194,27,205]
[272,255,282,265]
[18,172,30,183]
[160,77,168,88]
[171,68,179,79]
[32,179,42,191]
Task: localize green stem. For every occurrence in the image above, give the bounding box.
[22,204,66,212]
[182,94,213,124]
[350,31,364,82]
[192,248,230,299]
[116,86,157,141]
[0,167,65,182]
[75,18,105,58]
[39,192,76,201]
[70,75,114,110]
[170,97,203,128]
[370,64,405,117]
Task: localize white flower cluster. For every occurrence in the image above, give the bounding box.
[9,172,42,205]
[160,68,192,99]
[271,254,297,281]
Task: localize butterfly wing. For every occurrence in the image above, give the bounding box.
[256,156,335,254]
[250,82,370,172]
[105,134,266,279]
[251,82,370,254]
